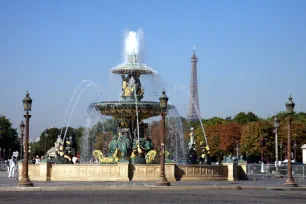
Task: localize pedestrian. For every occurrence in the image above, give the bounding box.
[72,156,78,164]
[35,155,40,164]
[8,156,16,178]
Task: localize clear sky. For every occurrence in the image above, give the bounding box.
[0,0,306,141]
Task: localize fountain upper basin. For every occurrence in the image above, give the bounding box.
[111,63,156,75]
[93,101,173,120]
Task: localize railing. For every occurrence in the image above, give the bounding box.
[0,163,7,171]
[247,163,305,179]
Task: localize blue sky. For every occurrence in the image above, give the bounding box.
[0,1,306,140]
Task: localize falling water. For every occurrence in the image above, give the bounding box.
[60,79,97,136]
[63,82,104,141]
[134,89,140,141]
[166,106,186,163]
[168,83,209,148]
[189,93,208,147]
[80,104,103,162]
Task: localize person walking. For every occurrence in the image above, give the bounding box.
[8,156,16,178]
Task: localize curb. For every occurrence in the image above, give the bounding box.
[0,185,306,192]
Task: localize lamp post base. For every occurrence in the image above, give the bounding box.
[155,176,170,186]
[18,178,34,187]
[283,177,298,187]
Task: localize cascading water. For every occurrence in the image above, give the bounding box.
[60,79,91,137]
[166,106,187,163]
[63,82,104,141]
[134,89,140,141]
[189,92,208,147]
[80,104,103,162]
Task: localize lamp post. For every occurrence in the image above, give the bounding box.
[280,142,283,162]
[260,133,266,173]
[155,90,170,186]
[44,129,48,154]
[293,140,297,162]
[18,91,34,187]
[0,147,2,162]
[3,149,5,160]
[20,121,25,161]
[283,95,297,187]
[234,141,239,157]
[9,148,11,159]
[274,117,280,177]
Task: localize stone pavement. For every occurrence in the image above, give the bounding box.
[1,170,306,191]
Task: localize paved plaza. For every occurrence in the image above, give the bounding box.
[1,171,306,191]
[1,189,306,204]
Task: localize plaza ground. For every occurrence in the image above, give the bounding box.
[1,170,306,203]
[1,190,306,204]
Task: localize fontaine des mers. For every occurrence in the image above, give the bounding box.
[18,30,247,182]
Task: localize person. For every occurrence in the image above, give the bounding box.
[35,155,40,164]
[31,157,36,164]
[188,144,198,164]
[8,156,16,178]
[72,156,79,164]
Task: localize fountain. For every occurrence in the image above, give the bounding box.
[19,30,248,182]
[90,30,173,163]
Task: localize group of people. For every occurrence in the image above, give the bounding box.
[5,156,17,178]
[31,155,44,164]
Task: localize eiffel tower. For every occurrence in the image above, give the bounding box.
[187,46,200,121]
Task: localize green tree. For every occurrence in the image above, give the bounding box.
[0,116,20,159]
[233,112,260,125]
[203,117,228,125]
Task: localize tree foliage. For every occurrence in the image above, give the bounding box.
[0,116,19,159]
[233,112,260,125]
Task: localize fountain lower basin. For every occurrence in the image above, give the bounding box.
[18,162,248,182]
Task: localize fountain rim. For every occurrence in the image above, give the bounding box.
[92,101,174,108]
[110,63,156,75]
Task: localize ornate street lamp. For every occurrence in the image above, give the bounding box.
[18,91,34,187]
[155,90,170,186]
[283,95,297,187]
[20,121,25,160]
[280,142,283,161]
[274,117,280,177]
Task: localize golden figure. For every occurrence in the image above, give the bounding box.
[145,150,157,164]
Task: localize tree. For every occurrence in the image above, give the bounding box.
[0,116,19,160]
[203,117,228,125]
[240,121,262,160]
[233,112,259,125]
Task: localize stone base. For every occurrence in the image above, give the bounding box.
[155,176,171,186]
[18,178,34,187]
[283,177,298,187]
[131,164,176,182]
[176,165,228,181]
[19,162,245,182]
[51,163,129,181]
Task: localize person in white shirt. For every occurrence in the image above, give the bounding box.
[8,156,16,178]
[72,156,78,164]
[35,155,40,164]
